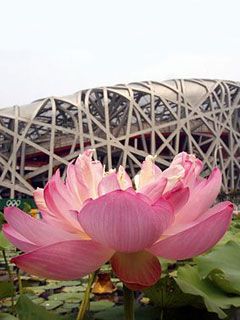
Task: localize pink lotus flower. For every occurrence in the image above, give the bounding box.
[3,150,233,290]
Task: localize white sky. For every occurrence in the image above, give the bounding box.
[0,0,240,107]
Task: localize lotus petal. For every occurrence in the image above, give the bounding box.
[111,251,161,290]
[78,190,163,252]
[149,202,233,260]
[12,240,114,280]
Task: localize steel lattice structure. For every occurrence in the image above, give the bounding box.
[0,79,239,198]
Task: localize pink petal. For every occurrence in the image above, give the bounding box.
[161,164,185,192]
[138,177,167,203]
[196,201,233,223]
[170,152,187,166]
[149,201,233,260]
[111,251,161,290]
[40,211,74,233]
[194,159,203,176]
[44,170,74,212]
[137,156,162,189]
[66,162,90,205]
[152,198,175,232]
[33,188,52,215]
[4,207,80,249]
[34,186,85,234]
[183,159,203,188]
[74,150,103,199]
[12,240,113,280]
[98,172,120,196]
[3,224,38,252]
[41,211,88,237]
[117,166,133,190]
[164,186,190,214]
[34,187,80,234]
[52,170,74,204]
[171,152,203,175]
[170,152,203,188]
[44,175,81,231]
[78,190,163,253]
[174,168,222,224]
[34,187,77,234]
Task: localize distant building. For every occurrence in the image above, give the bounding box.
[0,79,239,198]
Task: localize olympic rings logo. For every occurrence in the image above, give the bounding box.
[5,199,21,207]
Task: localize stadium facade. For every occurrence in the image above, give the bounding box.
[0,79,239,198]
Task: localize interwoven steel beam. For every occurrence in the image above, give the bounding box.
[0,79,239,197]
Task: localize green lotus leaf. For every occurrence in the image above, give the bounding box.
[144,275,200,308]
[176,265,240,319]
[0,232,12,250]
[195,241,240,294]
[62,285,85,293]
[41,300,63,310]
[62,302,79,310]
[48,292,84,303]
[52,280,81,287]
[16,295,64,320]
[32,297,45,305]
[23,287,45,296]
[94,305,162,320]
[0,281,15,299]
[0,313,18,320]
[89,300,114,312]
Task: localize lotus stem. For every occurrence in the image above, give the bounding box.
[76,272,96,320]
[2,249,15,311]
[123,285,135,320]
[17,268,23,295]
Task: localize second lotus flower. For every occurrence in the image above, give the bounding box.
[3,150,233,290]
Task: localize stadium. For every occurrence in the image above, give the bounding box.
[0,79,239,198]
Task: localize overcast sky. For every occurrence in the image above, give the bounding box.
[0,0,240,107]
